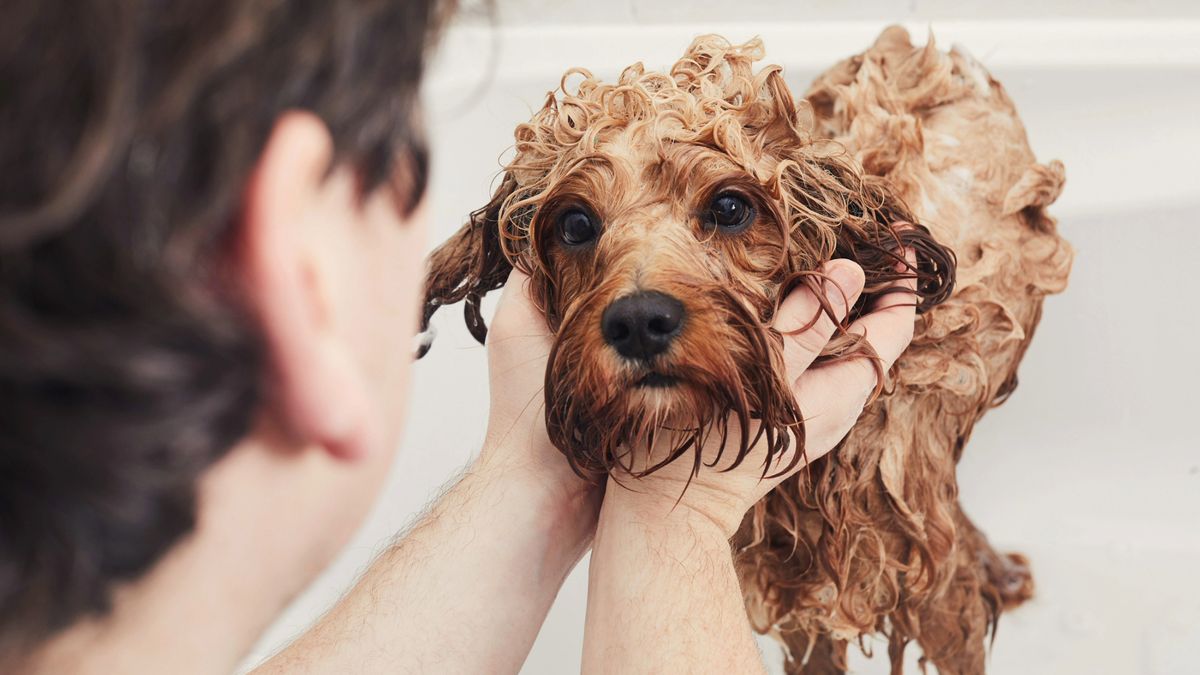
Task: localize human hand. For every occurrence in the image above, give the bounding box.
[479,270,601,526]
[603,253,919,536]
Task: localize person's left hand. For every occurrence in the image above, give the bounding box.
[478,270,602,530]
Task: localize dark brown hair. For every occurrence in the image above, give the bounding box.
[0,0,451,655]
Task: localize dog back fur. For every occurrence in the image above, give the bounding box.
[734,26,1073,674]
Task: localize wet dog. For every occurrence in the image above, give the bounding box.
[421,26,1072,674]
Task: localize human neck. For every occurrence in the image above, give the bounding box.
[21,443,315,675]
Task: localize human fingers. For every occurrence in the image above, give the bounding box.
[787,248,920,464]
[773,259,865,380]
[846,246,919,369]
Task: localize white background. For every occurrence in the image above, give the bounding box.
[246,3,1200,673]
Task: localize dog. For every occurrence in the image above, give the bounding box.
[420,26,1072,674]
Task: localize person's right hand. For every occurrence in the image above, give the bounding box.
[604,253,919,536]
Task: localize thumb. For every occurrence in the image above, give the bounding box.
[492,269,551,340]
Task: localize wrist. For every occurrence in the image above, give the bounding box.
[473,444,601,561]
[586,479,766,675]
[481,412,594,497]
[599,476,745,541]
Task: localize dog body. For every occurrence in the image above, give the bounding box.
[735,28,1072,673]
[422,27,1071,674]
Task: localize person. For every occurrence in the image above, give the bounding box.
[0,1,917,673]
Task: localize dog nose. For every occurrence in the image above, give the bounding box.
[601,291,685,360]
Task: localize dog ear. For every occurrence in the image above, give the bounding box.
[828,169,956,321]
[417,173,518,358]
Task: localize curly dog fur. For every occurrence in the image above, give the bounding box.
[421,26,1072,673]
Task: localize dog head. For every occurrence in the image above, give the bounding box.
[421,36,954,482]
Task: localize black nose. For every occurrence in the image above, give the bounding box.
[601,291,685,361]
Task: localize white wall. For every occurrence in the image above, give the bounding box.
[464,0,1200,24]
[245,6,1200,674]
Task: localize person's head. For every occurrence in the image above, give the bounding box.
[1,0,452,658]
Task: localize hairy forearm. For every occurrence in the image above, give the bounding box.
[256,451,596,674]
[582,491,766,675]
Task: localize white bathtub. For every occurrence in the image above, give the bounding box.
[246,18,1200,675]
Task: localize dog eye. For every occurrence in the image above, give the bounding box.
[558,209,598,247]
[707,193,754,233]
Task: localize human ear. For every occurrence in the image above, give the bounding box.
[237,111,376,461]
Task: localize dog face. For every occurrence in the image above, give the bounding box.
[421,36,954,481]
